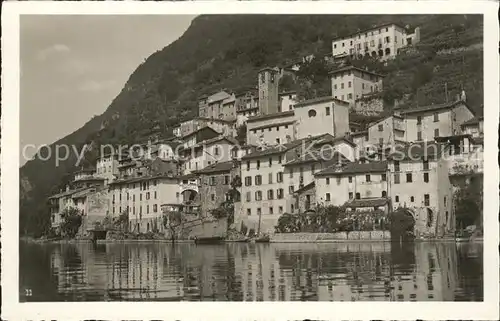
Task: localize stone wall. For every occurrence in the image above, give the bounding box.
[271,231,391,242]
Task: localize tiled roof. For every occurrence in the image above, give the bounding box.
[208,91,231,104]
[279,90,297,96]
[350,130,368,137]
[192,135,238,149]
[329,65,384,78]
[192,161,235,175]
[284,149,350,167]
[345,197,389,208]
[250,120,295,131]
[182,126,220,140]
[241,133,334,160]
[108,174,178,186]
[246,111,295,123]
[315,160,388,176]
[294,96,349,108]
[72,187,99,199]
[332,22,408,41]
[388,141,445,160]
[460,116,484,127]
[48,187,88,200]
[399,100,474,116]
[294,181,315,194]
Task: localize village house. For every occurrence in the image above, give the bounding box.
[221,94,237,121]
[181,135,238,175]
[366,112,407,147]
[278,91,298,112]
[96,152,122,184]
[331,23,420,61]
[460,115,484,138]
[71,186,109,233]
[198,90,233,120]
[400,100,476,142]
[388,141,453,237]
[235,88,259,118]
[293,96,350,139]
[178,117,235,138]
[194,160,241,219]
[330,66,384,104]
[72,168,106,189]
[246,111,297,146]
[108,175,179,233]
[314,160,390,207]
[48,186,88,230]
[181,126,221,149]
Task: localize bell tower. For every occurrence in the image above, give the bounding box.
[258,67,279,115]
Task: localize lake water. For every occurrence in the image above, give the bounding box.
[19,241,483,301]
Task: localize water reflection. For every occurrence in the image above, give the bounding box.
[19,241,483,302]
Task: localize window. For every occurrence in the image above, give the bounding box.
[434,128,439,137]
[276,138,280,144]
[246,161,250,171]
[341,83,344,89]
[394,173,400,184]
[424,194,430,206]
[224,175,230,185]
[355,193,361,199]
[268,128,272,132]
[326,178,330,185]
[326,193,331,201]
[334,84,337,90]
[269,207,274,215]
[140,194,142,201]
[308,109,317,118]
[289,169,293,178]
[410,196,415,202]
[257,208,262,216]
[366,174,371,182]
[276,126,279,132]
[289,185,294,194]
[245,176,252,186]
[362,83,365,89]
[348,176,353,183]
[417,116,422,125]
[334,44,337,49]
[433,112,439,122]
[246,192,251,202]
[268,173,273,184]
[211,194,215,201]
[381,174,387,181]
[255,191,262,201]
[269,157,272,166]
[247,209,251,216]
[277,188,284,199]
[255,175,262,185]
[277,172,283,182]
[214,146,220,156]
[279,206,283,214]
[349,192,353,199]
[417,131,423,141]
[379,138,384,146]
[325,107,330,115]
[406,173,413,182]
[395,195,399,202]
[394,160,400,172]
[154,191,157,199]
[341,95,345,101]
[257,160,260,169]
[424,172,429,183]
[423,160,429,170]
[347,93,353,100]
[378,124,383,132]
[209,176,216,186]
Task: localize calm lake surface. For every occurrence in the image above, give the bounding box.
[20,241,483,301]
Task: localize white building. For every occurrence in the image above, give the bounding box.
[332,23,420,61]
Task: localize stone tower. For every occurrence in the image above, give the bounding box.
[258,67,279,115]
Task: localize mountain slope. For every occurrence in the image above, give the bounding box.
[20,14,483,236]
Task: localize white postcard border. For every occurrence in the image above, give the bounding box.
[2,1,499,320]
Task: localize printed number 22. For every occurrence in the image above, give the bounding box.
[25,289,32,296]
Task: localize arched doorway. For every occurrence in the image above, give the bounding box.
[371,51,377,57]
[385,48,391,56]
[378,50,384,57]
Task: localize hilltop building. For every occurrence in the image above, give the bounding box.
[198,90,232,120]
[366,112,407,148]
[278,91,298,112]
[181,135,238,175]
[331,23,421,61]
[258,67,280,115]
[235,88,259,118]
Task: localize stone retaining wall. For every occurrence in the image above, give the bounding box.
[271,231,391,242]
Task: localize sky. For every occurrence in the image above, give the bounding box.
[20,15,195,165]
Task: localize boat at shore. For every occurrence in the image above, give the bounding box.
[193,236,225,244]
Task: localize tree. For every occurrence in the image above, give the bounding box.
[454,182,481,229]
[113,210,129,231]
[60,207,83,238]
[162,210,184,241]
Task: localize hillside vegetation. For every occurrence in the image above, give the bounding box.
[20,14,483,236]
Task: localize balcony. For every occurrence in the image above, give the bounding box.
[448,149,483,176]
